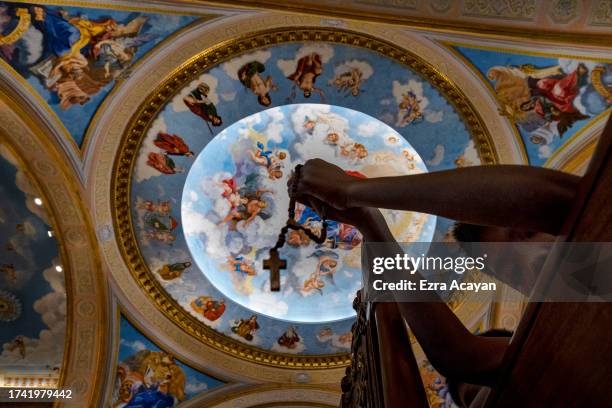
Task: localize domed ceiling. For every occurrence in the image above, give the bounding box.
[0,0,610,406]
[113,31,489,365]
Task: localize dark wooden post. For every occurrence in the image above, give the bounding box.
[485,116,612,407]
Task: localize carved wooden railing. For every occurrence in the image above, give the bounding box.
[341,291,428,407]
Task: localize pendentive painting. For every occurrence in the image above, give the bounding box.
[112,316,224,407]
[0,1,197,146]
[451,45,611,165]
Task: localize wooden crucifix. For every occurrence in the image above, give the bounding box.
[263,249,286,291]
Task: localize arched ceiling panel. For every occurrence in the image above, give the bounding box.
[443,41,611,165]
[0,95,107,407]
[0,1,220,152]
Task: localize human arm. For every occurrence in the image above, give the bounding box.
[295,159,580,235]
[302,197,508,385]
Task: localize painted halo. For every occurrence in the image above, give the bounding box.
[113,28,495,367]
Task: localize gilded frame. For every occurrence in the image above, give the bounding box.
[111,27,496,368]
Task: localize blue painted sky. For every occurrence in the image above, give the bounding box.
[0,2,198,146]
[129,41,468,355]
[0,153,60,346]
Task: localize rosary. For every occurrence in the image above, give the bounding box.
[263,164,328,291]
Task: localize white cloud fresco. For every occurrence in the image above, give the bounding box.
[180,104,434,326]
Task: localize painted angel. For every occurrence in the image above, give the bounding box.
[238,61,277,106]
[286,52,325,101]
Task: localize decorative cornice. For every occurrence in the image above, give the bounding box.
[177,0,612,46]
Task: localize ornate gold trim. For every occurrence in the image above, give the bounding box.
[198,383,340,408]
[111,27,496,368]
[0,90,107,407]
[0,59,79,155]
[440,39,612,63]
[8,0,612,46]
[6,0,214,16]
[182,0,612,47]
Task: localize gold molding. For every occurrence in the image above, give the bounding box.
[0,90,108,407]
[5,0,218,16]
[198,383,340,408]
[440,39,612,63]
[177,0,612,47]
[111,27,497,368]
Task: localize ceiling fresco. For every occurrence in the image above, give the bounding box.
[448,44,612,166]
[0,2,609,405]
[0,142,66,384]
[180,104,436,324]
[113,315,225,407]
[117,33,486,361]
[0,1,199,147]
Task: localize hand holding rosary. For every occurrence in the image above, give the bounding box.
[263,164,328,291]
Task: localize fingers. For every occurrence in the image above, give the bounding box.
[307,197,325,219]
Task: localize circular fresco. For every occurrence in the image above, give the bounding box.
[117,29,493,363]
[181,104,435,324]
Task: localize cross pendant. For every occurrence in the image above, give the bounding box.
[263,249,287,291]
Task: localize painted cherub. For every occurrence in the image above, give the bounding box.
[222,188,271,229]
[340,142,368,160]
[396,91,424,127]
[242,193,271,227]
[303,117,317,134]
[302,250,339,295]
[144,230,176,244]
[226,256,257,276]
[328,67,364,96]
[287,229,311,247]
[231,315,260,341]
[221,178,247,209]
[303,114,348,145]
[249,142,287,179]
[139,200,171,216]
